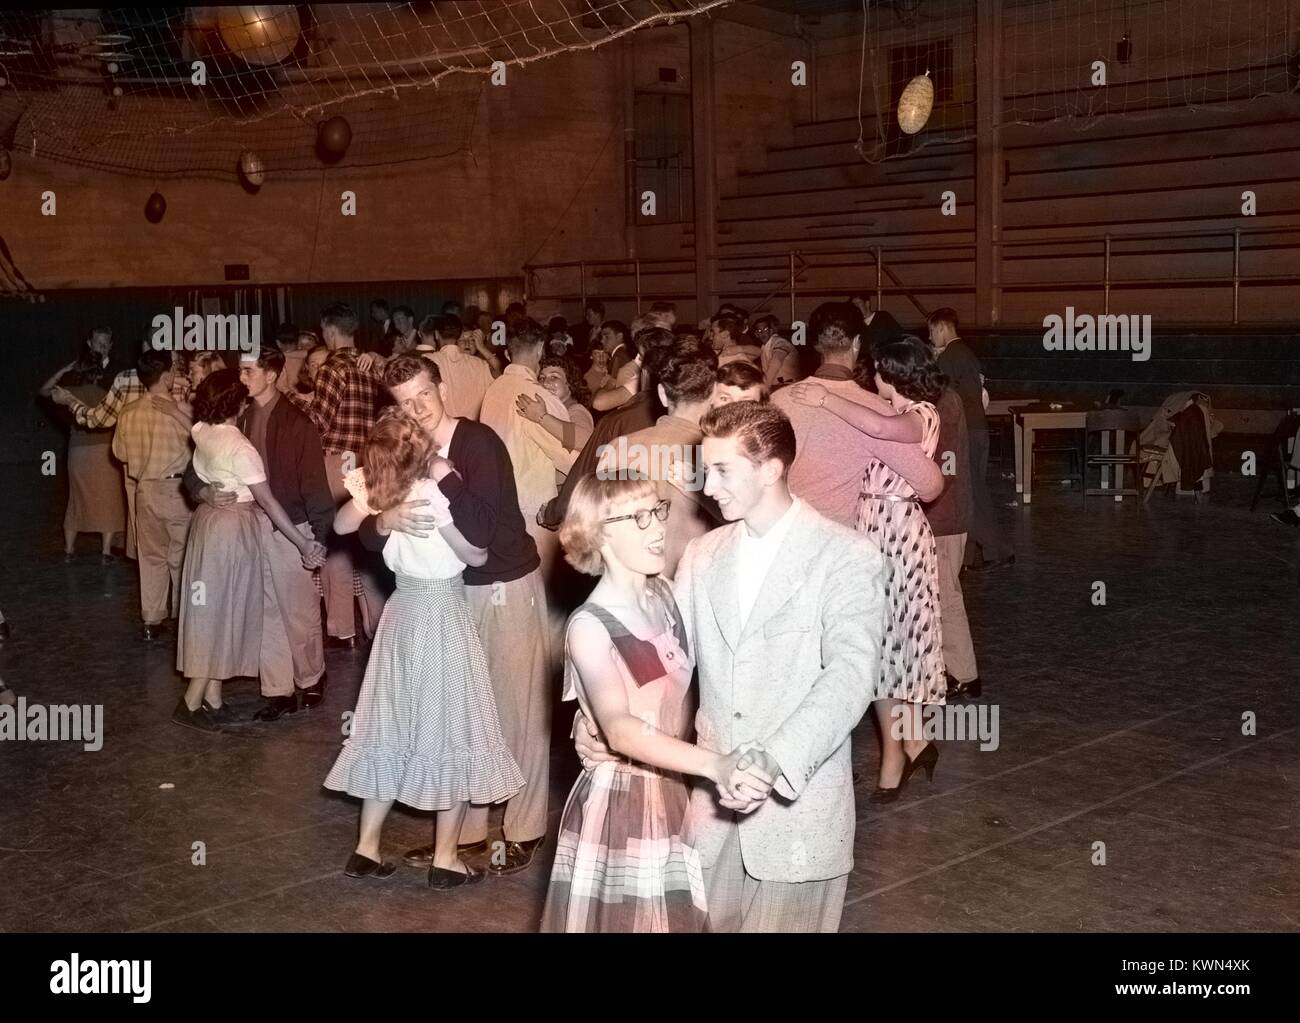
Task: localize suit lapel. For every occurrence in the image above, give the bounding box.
[738,502,813,645]
[707,525,743,653]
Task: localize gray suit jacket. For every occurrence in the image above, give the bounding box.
[673,499,886,882]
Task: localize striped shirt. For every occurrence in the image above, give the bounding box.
[285,346,382,456]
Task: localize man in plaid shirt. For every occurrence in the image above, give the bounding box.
[286,303,388,647]
[111,348,193,641]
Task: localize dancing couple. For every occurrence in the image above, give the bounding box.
[547,400,886,932]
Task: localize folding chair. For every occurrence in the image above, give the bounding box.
[1083,408,1143,502]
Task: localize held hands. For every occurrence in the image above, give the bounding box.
[716,743,780,814]
[50,386,76,408]
[788,381,827,409]
[515,393,546,423]
[300,540,328,571]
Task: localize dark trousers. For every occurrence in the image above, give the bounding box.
[965,428,1012,565]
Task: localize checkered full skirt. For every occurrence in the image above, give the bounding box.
[323,573,524,812]
[540,761,708,933]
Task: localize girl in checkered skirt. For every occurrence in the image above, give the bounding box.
[542,476,760,932]
[325,410,523,885]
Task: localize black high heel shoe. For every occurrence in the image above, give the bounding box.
[901,742,940,785]
[870,743,940,804]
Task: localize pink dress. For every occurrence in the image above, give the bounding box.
[541,575,709,933]
[855,399,947,704]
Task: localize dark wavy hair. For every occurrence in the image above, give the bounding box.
[870,334,947,404]
[540,355,590,409]
[699,400,796,474]
[193,368,248,424]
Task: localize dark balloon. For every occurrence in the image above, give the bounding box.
[316,116,352,162]
[145,191,167,223]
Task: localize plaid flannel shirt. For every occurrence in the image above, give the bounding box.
[71,368,146,429]
[285,347,382,456]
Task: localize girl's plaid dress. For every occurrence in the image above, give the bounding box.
[541,575,709,933]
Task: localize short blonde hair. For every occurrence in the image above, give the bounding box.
[560,475,659,576]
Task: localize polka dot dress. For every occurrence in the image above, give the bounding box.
[855,399,947,704]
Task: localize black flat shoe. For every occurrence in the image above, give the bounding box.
[253,695,298,721]
[428,859,485,890]
[326,635,360,651]
[299,678,326,709]
[485,838,543,876]
[345,853,396,879]
[403,839,489,868]
[172,699,219,732]
[1270,509,1300,527]
[203,702,236,725]
[141,622,167,641]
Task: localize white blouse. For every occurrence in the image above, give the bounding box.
[344,470,465,580]
[192,422,265,503]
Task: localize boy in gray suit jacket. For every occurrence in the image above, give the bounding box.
[578,401,886,932]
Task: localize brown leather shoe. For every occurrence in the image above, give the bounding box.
[485,838,543,877]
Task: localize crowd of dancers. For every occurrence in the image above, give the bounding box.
[37,292,1013,931]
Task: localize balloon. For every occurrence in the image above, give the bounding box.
[316,116,352,162]
[0,150,11,181]
[217,6,301,67]
[238,149,265,188]
[145,191,167,223]
[897,73,934,136]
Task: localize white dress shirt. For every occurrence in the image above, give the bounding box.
[478,363,575,517]
[736,496,803,629]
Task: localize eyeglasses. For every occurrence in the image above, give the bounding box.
[603,498,671,530]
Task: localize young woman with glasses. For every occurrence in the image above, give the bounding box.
[541,476,760,932]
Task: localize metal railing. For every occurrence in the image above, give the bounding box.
[524,222,1300,325]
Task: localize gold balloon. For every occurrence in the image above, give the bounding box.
[897,73,934,135]
[217,6,301,66]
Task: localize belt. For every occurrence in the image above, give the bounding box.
[861,493,920,503]
[132,473,184,482]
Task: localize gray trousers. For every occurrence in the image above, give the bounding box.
[459,568,552,845]
[935,532,978,683]
[703,821,848,933]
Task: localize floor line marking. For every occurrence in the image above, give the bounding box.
[843,724,1298,907]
